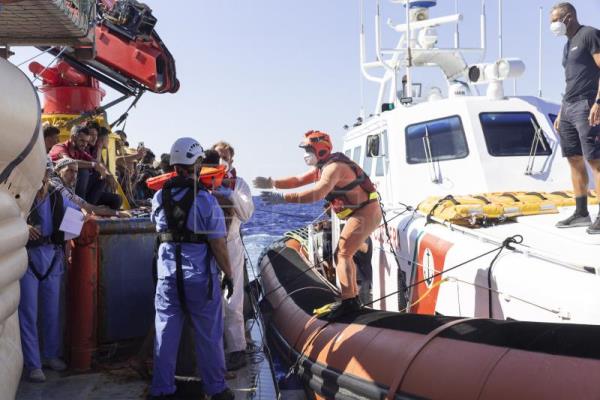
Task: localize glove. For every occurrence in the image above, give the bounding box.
[260,190,286,205]
[214,186,233,198]
[253,176,273,189]
[221,275,234,299]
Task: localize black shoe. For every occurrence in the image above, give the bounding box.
[587,217,600,234]
[211,388,235,400]
[556,213,591,228]
[325,296,362,321]
[226,351,247,371]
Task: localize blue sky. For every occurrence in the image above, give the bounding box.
[12,0,600,189]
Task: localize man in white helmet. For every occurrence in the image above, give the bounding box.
[149,137,234,400]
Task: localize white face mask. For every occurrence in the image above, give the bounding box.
[219,158,230,172]
[550,16,568,36]
[303,151,318,166]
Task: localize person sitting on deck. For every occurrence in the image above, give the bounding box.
[48,125,121,210]
[19,169,81,382]
[51,158,129,218]
[149,137,235,400]
[42,124,60,154]
[254,130,382,320]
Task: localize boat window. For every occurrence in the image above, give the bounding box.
[480,112,552,157]
[375,130,388,176]
[352,146,361,164]
[549,113,558,129]
[363,146,373,176]
[405,115,469,164]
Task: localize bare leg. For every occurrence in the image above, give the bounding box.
[336,203,382,299]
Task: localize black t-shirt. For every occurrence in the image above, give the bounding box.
[562,26,600,103]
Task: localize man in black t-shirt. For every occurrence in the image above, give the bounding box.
[551,2,600,234]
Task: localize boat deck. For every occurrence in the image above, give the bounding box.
[16,318,301,400]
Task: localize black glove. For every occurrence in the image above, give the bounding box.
[221,275,234,299]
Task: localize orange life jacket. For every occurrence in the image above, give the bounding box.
[145,165,227,191]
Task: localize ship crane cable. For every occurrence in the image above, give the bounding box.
[362,234,524,309]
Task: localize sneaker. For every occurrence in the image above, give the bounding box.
[43,358,67,371]
[211,388,235,400]
[226,351,247,371]
[587,217,600,234]
[27,368,46,383]
[555,213,591,228]
[325,296,362,321]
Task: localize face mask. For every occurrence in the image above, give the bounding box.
[550,16,568,36]
[303,151,318,166]
[219,159,230,172]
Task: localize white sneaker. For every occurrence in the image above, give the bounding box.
[27,369,46,383]
[44,358,67,371]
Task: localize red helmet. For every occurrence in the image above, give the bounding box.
[299,130,332,161]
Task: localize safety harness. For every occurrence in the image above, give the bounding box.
[26,190,65,281]
[319,152,378,219]
[155,175,213,314]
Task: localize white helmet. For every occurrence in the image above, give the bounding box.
[169,137,205,166]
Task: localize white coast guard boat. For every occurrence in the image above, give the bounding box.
[311,0,600,324]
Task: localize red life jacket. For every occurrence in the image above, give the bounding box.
[318,152,378,219]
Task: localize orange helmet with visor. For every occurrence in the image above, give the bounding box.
[299,130,332,161]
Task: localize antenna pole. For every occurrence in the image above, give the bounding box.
[498,0,503,59]
[538,6,543,98]
[359,0,366,119]
[405,0,412,98]
[454,0,460,48]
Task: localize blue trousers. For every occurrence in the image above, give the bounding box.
[151,274,227,396]
[19,245,63,370]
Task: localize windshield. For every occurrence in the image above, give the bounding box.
[479,112,552,157]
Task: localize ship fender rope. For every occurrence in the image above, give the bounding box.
[487,235,523,318]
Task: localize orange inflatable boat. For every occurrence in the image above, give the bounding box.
[258,237,600,400]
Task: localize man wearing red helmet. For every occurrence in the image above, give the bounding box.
[254,130,382,319]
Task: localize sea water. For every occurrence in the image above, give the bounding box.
[241,197,323,273]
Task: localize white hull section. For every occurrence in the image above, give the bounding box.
[372,208,600,324]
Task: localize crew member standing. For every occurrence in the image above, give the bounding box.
[551,2,600,233]
[19,170,80,382]
[254,130,382,319]
[149,137,234,400]
[212,141,254,371]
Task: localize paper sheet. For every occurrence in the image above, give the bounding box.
[59,207,85,240]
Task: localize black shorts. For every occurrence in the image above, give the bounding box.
[559,98,600,160]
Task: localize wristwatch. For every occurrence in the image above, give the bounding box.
[596,98,600,105]
[91,161,97,168]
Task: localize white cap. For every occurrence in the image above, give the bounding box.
[169,137,205,166]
